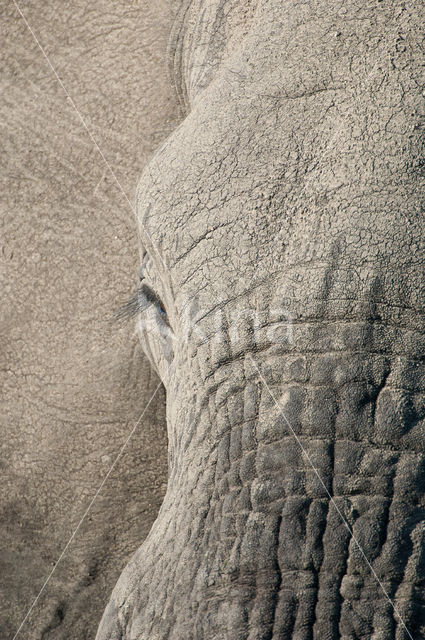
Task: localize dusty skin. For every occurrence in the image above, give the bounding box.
[97,1,425,639]
[1,2,181,639]
[2,1,425,640]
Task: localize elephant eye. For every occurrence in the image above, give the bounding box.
[115,283,168,323]
[157,300,167,316]
[138,283,168,319]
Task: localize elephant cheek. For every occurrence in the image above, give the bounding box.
[95,598,123,640]
[136,314,174,386]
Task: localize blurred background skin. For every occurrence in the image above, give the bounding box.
[0,2,182,638]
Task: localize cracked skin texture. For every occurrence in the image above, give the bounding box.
[1,2,182,639]
[95,1,425,639]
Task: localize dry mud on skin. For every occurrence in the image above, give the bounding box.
[96,1,425,639]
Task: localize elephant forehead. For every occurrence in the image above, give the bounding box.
[136,95,289,299]
[136,1,424,306]
[137,122,424,309]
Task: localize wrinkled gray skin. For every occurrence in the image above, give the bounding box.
[1,2,181,638]
[96,1,425,639]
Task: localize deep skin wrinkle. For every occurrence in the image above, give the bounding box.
[97,1,425,638]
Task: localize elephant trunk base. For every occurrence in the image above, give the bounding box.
[97,434,425,639]
[98,311,425,639]
[178,444,424,639]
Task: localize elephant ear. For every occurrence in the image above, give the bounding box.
[169,0,259,110]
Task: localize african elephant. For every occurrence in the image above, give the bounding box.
[1,2,180,638]
[96,0,425,639]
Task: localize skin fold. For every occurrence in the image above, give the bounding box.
[96,1,425,639]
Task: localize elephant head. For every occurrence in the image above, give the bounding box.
[97,1,425,638]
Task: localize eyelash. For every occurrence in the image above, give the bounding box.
[116,283,168,322]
